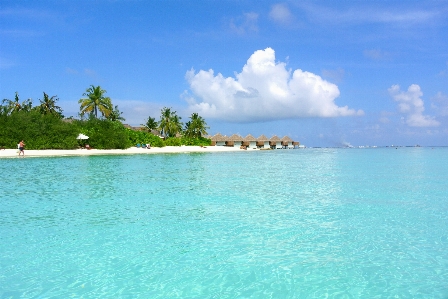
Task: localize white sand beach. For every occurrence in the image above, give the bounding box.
[0,146,257,158]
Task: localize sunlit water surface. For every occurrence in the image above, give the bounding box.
[1,148,447,298]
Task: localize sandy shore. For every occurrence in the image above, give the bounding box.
[0,146,257,158]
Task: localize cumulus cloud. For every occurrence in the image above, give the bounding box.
[388,84,439,127]
[184,48,364,122]
[269,3,293,25]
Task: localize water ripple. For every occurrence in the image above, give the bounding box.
[1,148,447,298]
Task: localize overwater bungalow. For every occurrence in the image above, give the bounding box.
[209,133,299,149]
[281,136,293,149]
[226,134,244,147]
[256,134,270,149]
[270,135,282,149]
[243,134,257,149]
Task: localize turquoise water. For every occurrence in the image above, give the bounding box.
[1,148,447,298]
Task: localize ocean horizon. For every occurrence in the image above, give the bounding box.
[1,147,447,298]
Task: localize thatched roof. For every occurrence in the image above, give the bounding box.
[244,134,257,141]
[257,134,269,142]
[281,136,293,142]
[270,135,281,142]
[210,133,227,142]
[227,134,244,141]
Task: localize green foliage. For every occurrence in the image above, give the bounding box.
[0,88,212,150]
[79,85,113,118]
[0,110,78,149]
[107,105,125,122]
[165,136,211,146]
[127,129,165,147]
[2,92,33,115]
[142,116,158,131]
[184,112,209,138]
[158,107,183,138]
[75,117,130,149]
[182,136,211,146]
[38,92,63,118]
[164,137,182,146]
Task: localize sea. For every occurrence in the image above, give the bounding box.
[0,147,447,298]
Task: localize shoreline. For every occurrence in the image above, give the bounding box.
[0,146,256,158]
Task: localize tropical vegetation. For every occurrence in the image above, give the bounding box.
[142,116,158,131]
[158,107,183,138]
[0,86,211,150]
[78,85,113,119]
[184,112,209,138]
[38,92,63,117]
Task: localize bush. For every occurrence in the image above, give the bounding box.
[127,129,165,147]
[164,137,182,146]
[75,118,130,149]
[0,110,78,149]
[0,111,211,150]
[181,136,211,146]
[164,136,211,146]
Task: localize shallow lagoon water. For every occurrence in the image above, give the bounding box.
[1,148,447,298]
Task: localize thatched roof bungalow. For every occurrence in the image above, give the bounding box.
[281,136,293,149]
[269,135,282,149]
[242,134,257,148]
[256,134,269,148]
[208,132,300,149]
[226,134,244,147]
[210,133,227,146]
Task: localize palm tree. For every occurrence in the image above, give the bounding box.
[38,92,63,117]
[2,92,32,115]
[158,107,172,137]
[107,105,125,122]
[169,114,183,137]
[0,104,7,116]
[142,116,158,132]
[78,85,113,118]
[158,107,182,138]
[184,112,209,138]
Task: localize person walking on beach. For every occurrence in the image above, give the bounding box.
[18,140,25,156]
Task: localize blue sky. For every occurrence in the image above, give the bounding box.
[1,0,448,147]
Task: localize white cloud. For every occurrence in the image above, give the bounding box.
[269,3,293,25]
[184,48,364,122]
[379,111,393,124]
[388,84,440,127]
[229,12,258,34]
[363,49,391,61]
[431,91,448,116]
[84,68,97,77]
[65,67,78,75]
[299,2,442,26]
[321,68,345,83]
[437,62,448,77]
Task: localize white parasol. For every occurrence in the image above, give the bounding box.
[76,133,89,140]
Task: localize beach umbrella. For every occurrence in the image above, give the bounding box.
[76,133,89,140]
